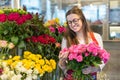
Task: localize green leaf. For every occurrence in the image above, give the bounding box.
[11,36,19,44]
[3,30,9,35]
[38,45,42,52]
[92,62,99,67]
[18,41,26,48]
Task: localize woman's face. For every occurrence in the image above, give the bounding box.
[67,14,83,33]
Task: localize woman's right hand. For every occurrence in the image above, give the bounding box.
[58,51,69,71]
[58,58,67,72]
[59,50,69,59]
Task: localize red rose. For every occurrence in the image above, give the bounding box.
[0,14,7,22]
[0,68,3,75]
[7,12,20,21]
[25,38,31,42]
[37,35,49,44]
[25,13,33,20]
[49,36,56,43]
[16,15,26,25]
[31,36,38,43]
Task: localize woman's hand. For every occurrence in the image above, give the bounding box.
[59,51,69,59]
[58,51,69,71]
[82,66,101,74]
[58,58,67,71]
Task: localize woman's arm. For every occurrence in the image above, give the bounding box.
[58,38,68,74]
[94,33,105,70]
[61,38,67,49]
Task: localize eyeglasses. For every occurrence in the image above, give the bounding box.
[67,18,80,25]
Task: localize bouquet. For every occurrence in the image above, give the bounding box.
[60,42,110,80]
[0,51,56,80]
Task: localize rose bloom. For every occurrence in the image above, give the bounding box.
[25,13,33,20]
[0,40,8,48]
[0,14,7,22]
[0,68,3,75]
[7,12,20,21]
[8,42,15,49]
[55,42,61,48]
[16,15,26,25]
[57,26,66,34]
[49,26,55,33]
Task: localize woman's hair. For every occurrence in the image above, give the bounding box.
[64,6,91,47]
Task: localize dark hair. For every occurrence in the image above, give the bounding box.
[64,6,91,47]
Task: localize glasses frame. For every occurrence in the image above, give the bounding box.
[67,18,81,25]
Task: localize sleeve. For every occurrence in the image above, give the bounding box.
[94,33,105,71]
[61,37,67,49]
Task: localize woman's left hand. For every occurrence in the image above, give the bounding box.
[82,66,100,74]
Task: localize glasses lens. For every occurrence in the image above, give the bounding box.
[73,19,79,23]
[67,18,80,25]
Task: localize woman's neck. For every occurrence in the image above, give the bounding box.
[76,31,84,40]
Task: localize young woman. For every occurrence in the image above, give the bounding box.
[58,6,105,80]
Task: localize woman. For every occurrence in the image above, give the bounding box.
[58,6,105,80]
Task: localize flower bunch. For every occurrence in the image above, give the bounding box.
[0,8,33,48]
[0,51,56,80]
[44,18,66,43]
[60,42,110,80]
[0,40,15,59]
[25,34,59,61]
[25,18,66,61]
[43,18,66,61]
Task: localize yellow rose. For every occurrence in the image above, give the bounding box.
[42,64,49,71]
[38,59,45,66]
[23,51,32,58]
[45,59,50,65]
[54,18,60,24]
[50,59,56,69]
[12,56,20,61]
[47,66,53,73]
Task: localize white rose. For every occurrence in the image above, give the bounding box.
[8,42,15,49]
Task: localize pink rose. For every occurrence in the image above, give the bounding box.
[49,26,55,33]
[68,52,77,60]
[60,48,69,54]
[0,40,8,48]
[57,26,66,34]
[76,55,83,62]
[100,51,110,63]
[85,52,89,57]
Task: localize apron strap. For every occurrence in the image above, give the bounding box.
[89,32,98,45]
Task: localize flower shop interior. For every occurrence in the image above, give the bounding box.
[0,0,120,80]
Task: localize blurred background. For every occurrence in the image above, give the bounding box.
[0,0,120,80]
